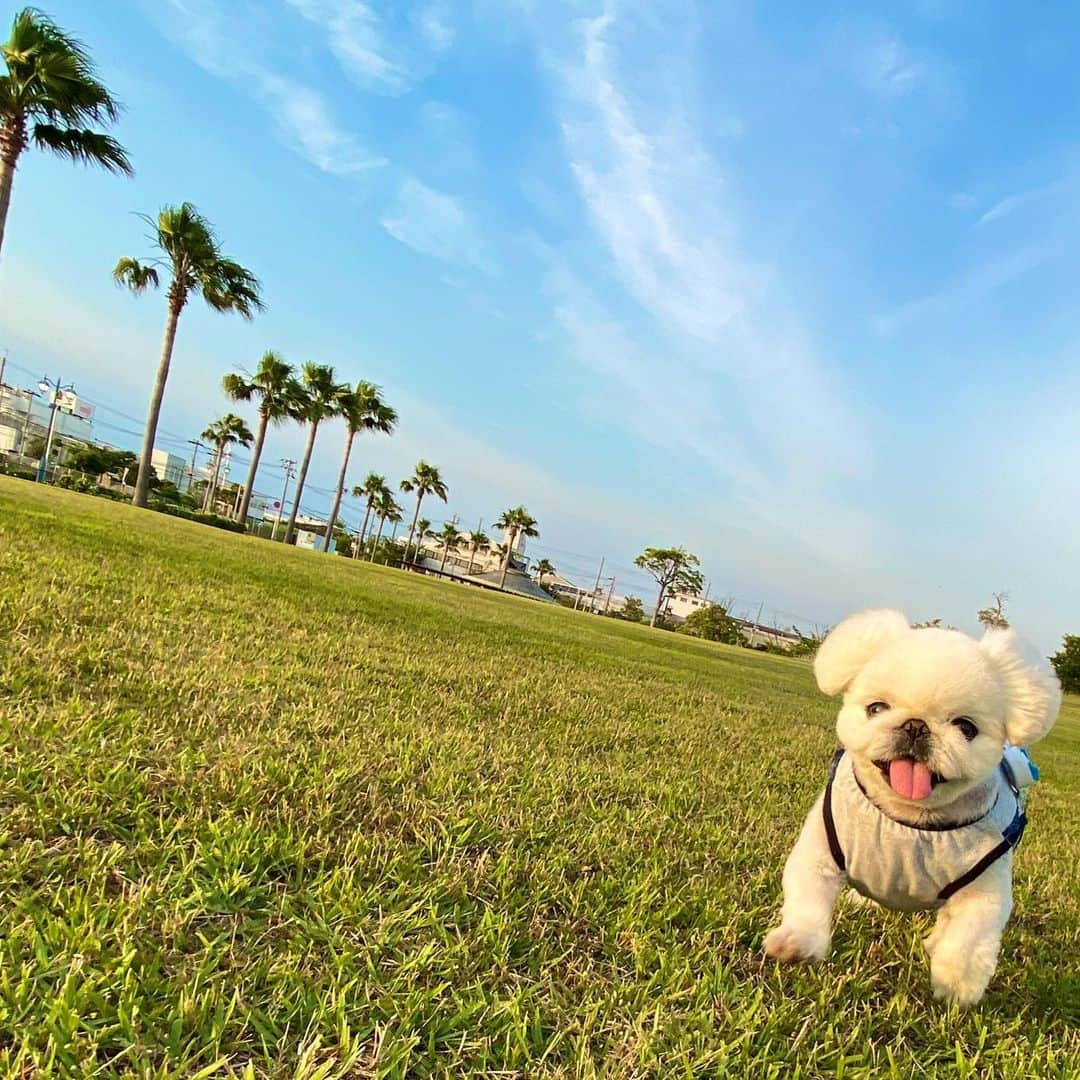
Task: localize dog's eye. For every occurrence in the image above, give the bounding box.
[951,716,978,741]
[866,701,890,717]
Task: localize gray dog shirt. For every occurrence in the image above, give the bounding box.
[822,750,1026,912]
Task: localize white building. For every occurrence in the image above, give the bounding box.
[151,448,190,491]
[0,382,94,454]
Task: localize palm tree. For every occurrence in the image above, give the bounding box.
[115,203,262,507]
[200,413,253,513]
[350,472,388,559]
[399,461,448,566]
[413,518,432,560]
[322,382,397,552]
[369,491,402,563]
[0,8,132,268]
[282,363,346,544]
[464,529,490,576]
[534,558,556,588]
[222,351,299,525]
[436,521,461,572]
[494,506,540,586]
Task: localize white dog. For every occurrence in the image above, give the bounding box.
[764,609,1061,1005]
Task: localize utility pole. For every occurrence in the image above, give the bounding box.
[186,438,205,496]
[272,459,296,542]
[0,350,7,390]
[18,388,39,454]
[35,375,73,483]
[591,557,605,614]
[604,576,616,614]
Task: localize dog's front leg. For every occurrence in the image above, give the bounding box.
[765,796,845,963]
[926,859,1012,1007]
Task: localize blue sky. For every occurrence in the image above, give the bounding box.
[1,0,1077,652]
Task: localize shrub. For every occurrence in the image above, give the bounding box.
[1050,636,1080,695]
[150,501,246,533]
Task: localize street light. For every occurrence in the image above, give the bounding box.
[35,375,74,483]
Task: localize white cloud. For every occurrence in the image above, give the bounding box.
[284,0,455,94]
[543,4,864,482]
[156,0,384,176]
[856,34,926,96]
[285,0,413,94]
[872,244,1058,334]
[413,2,455,52]
[256,72,387,174]
[381,177,496,275]
[976,181,1061,227]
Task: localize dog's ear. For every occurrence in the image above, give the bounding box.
[978,628,1061,746]
[814,608,911,696]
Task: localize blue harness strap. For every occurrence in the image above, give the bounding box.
[937,763,1027,902]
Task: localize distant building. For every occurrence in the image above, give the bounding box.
[0,381,93,455]
[151,448,190,492]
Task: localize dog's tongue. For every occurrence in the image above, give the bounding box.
[888,758,933,801]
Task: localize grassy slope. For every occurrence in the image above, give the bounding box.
[0,478,1077,1078]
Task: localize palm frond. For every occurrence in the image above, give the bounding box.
[221,372,254,402]
[32,122,131,173]
[4,9,125,129]
[200,257,263,319]
[112,257,159,293]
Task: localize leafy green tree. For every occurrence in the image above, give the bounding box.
[350,472,388,559]
[400,462,448,565]
[633,546,704,628]
[323,382,396,552]
[1050,636,1080,695]
[282,363,346,544]
[65,443,143,478]
[681,603,742,645]
[977,592,1010,630]
[201,413,253,513]
[222,350,299,525]
[435,521,461,571]
[464,529,489,575]
[618,595,645,623]
[115,203,262,507]
[0,8,131,267]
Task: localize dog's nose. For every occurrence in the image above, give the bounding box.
[900,718,929,739]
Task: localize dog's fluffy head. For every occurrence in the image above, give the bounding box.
[814,609,1060,811]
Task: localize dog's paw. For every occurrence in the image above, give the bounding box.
[843,888,878,909]
[930,954,991,1007]
[764,923,829,963]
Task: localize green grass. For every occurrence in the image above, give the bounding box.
[1,478,1078,1078]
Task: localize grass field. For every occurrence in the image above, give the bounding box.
[1,478,1078,1078]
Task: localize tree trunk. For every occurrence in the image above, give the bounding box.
[284,420,319,544]
[354,500,373,559]
[237,408,269,525]
[371,515,387,562]
[404,493,424,567]
[440,542,451,572]
[651,584,665,628]
[466,544,476,576]
[134,290,184,508]
[0,114,26,270]
[203,446,224,511]
[322,428,354,552]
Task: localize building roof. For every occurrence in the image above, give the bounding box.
[413,557,557,603]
